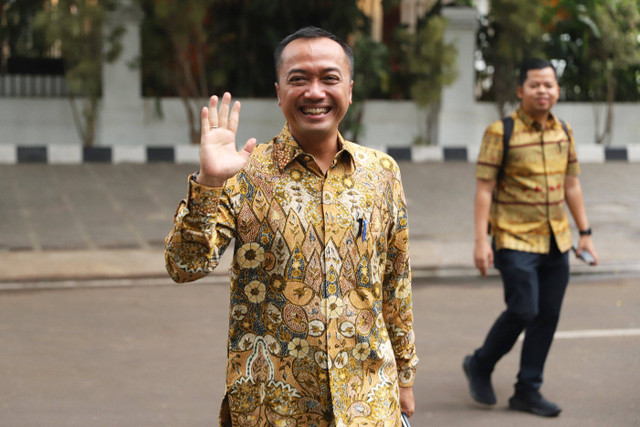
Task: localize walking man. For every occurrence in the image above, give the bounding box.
[464,58,598,417]
[165,27,418,426]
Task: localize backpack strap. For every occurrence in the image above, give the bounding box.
[499,117,568,179]
[559,119,569,139]
[559,119,571,164]
[498,116,514,185]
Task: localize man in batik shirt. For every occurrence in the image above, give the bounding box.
[165,27,418,426]
[464,58,598,418]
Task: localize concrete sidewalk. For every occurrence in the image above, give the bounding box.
[1,163,639,284]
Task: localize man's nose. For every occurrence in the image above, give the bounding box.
[305,80,324,98]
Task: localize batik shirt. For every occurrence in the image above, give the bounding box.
[476,109,580,254]
[165,124,418,426]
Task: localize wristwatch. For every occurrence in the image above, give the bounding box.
[579,228,592,236]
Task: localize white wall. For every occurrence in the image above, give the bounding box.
[0,98,79,145]
[1,97,638,148]
[0,5,639,150]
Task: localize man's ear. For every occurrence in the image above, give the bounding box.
[516,85,523,100]
[275,82,281,106]
[349,80,353,104]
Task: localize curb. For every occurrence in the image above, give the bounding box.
[1,144,639,164]
[1,248,637,291]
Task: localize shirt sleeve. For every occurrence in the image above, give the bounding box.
[475,120,504,181]
[382,163,419,387]
[565,122,581,176]
[164,174,236,283]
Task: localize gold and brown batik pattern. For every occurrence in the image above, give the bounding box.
[476,109,581,254]
[166,124,418,426]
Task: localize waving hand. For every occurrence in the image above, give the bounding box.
[197,92,256,187]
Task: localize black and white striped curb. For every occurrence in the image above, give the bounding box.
[1,144,638,164]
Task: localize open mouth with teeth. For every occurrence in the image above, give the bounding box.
[302,107,331,115]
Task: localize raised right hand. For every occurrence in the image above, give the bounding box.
[197,92,256,187]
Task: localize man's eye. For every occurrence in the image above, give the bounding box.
[288,76,305,84]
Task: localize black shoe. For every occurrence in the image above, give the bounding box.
[509,391,562,417]
[463,355,496,405]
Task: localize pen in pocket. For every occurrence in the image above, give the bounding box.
[357,217,368,242]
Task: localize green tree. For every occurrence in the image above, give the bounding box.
[207,0,366,97]
[0,0,48,69]
[395,2,458,145]
[545,0,640,145]
[339,32,390,143]
[34,0,123,146]
[138,0,215,145]
[477,0,547,116]
[139,0,371,144]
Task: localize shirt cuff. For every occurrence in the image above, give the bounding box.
[187,173,224,218]
[567,162,581,176]
[476,164,499,181]
[398,362,418,387]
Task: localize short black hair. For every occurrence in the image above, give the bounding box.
[274,26,354,81]
[519,58,557,86]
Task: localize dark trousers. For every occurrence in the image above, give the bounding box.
[473,238,569,392]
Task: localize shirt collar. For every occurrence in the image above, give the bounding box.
[516,107,560,131]
[272,123,356,173]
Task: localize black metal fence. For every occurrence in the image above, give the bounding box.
[0,74,67,97]
[1,56,67,97]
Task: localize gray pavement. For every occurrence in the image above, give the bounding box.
[0,274,638,426]
[1,162,639,283]
[1,163,639,426]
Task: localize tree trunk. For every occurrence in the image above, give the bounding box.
[594,63,615,146]
[604,63,614,146]
[172,35,207,145]
[593,104,603,145]
[426,100,441,145]
[68,95,97,147]
[180,96,200,145]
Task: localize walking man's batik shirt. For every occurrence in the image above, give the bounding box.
[165,125,418,426]
[476,109,580,254]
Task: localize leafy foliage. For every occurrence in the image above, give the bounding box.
[393,2,458,145]
[339,33,390,143]
[140,0,367,98]
[139,0,372,142]
[476,0,546,116]
[545,0,640,102]
[545,0,640,144]
[0,0,49,67]
[138,0,216,144]
[477,0,640,144]
[34,0,124,146]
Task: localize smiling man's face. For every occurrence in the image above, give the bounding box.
[517,67,560,119]
[275,37,353,146]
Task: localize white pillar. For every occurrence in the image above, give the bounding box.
[438,7,478,147]
[99,0,143,146]
[358,0,384,42]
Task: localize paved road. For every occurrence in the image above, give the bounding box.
[1,162,639,282]
[1,274,638,426]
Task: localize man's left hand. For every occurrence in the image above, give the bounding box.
[399,386,415,417]
[577,235,599,266]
